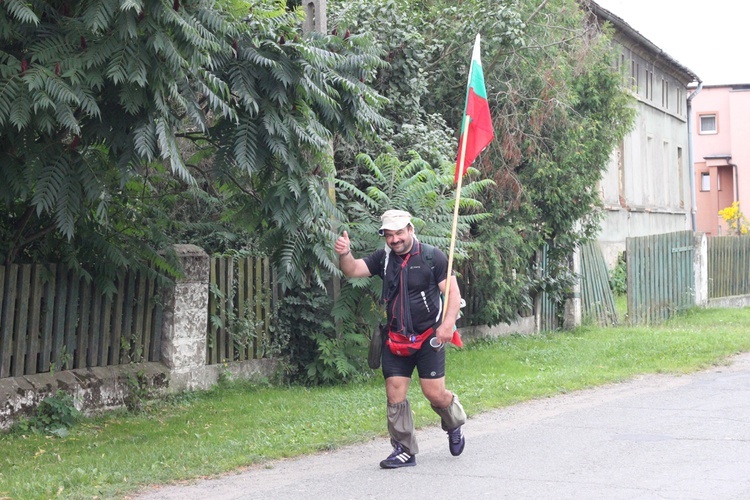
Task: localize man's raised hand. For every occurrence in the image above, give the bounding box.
[335,231,351,256]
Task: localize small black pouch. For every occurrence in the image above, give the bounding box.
[368,323,387,369]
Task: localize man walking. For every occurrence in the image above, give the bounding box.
[334,209,466,468]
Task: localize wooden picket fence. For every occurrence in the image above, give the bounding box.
[0,264,162,379]
[708,236,750,298]
[6,235,748,381]
[207,255,277,364]
[626,230,695,325]
[0,254,279,379]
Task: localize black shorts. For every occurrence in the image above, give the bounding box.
[381,334,445,379]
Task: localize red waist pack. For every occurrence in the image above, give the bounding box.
[386,328,434,356]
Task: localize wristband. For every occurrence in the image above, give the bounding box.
[341,249,351,257]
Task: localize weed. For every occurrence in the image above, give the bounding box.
[217,360,233,385]
[12,390,81,436]
[124,369,150,413]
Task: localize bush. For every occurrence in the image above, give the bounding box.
[609,252,627,296]
[275,287,369,385]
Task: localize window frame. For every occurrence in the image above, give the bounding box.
[699,113,718,135]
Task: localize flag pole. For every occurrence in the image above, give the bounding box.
[442,117,471,322]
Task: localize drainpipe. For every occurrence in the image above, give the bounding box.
[687,80,703,231]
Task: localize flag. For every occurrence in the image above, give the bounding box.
[450,330,464,348]
[455,34,494,183]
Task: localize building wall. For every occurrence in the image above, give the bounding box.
[729,89,750,230]
[597,34,693,266]
[692,85,750,235]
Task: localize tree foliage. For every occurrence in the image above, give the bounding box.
[329,0,635,326]
[0,0,386,291]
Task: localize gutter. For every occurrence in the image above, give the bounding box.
[686,81,703,231]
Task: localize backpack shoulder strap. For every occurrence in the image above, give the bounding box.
[421,243,435,269]
[380,249,390,301]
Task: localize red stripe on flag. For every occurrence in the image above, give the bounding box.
[455,87,494,183]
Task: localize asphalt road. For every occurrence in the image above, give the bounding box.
[136,353,750,500]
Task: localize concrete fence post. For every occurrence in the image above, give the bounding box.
[693,232,708,307]
[160,244,210,390]
[563,246,582,329]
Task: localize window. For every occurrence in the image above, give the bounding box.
[661,79,669,108]
[701,172,710,191]
[630,60,639,90]
[699,114,717,134]
[676,88,683,115]
[645,69,654,100]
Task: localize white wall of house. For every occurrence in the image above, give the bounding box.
[590,2,698,267]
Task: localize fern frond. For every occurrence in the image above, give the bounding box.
[4,0,40,25]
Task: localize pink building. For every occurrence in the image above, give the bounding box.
[692,84,750,235]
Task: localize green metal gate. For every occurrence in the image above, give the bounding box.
[626,230,694,325]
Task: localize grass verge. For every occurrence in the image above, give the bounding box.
[2,306,750,499]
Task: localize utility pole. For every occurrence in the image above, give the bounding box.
[302,0,327,34]
[301,1,341,311]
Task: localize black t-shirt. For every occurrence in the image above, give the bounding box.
[363,241,449,335]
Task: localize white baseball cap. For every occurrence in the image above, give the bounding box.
[378,210,412,236]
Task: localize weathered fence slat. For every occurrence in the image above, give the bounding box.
[0,266,4,344]
[237,257,249,362]
[39,265,56,373]
[580,242,617,326]
[88,290,103,367]
[254,258,264,358]
[75,282,91,369]
[99,294,112,367]
[149,296,162,362]
[110,278,126,366]
[26,264,43,374]
[142,276,155,364]
[0,265,18,377]
[263,257,271,355]
[208,261,218,365]
[63,272,80,369]
[120,275,134,364]
[217,258,227,363]
[12,265,32,376]
[132,274,146,363]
